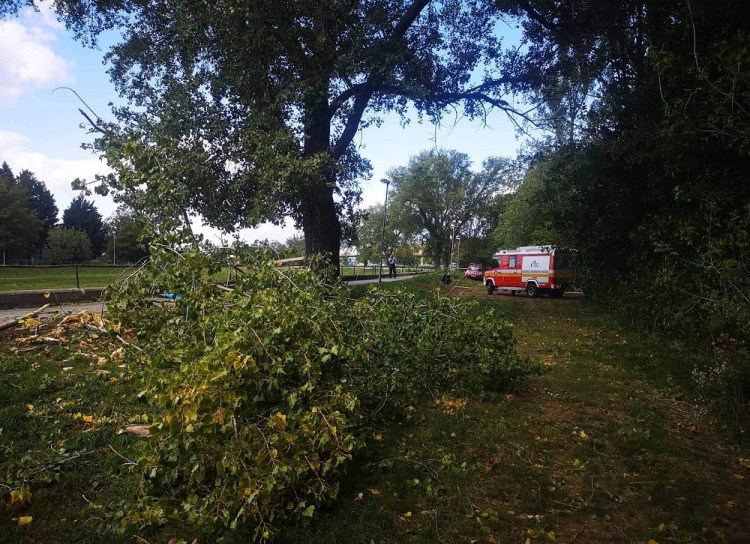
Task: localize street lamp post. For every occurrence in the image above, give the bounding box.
[450,223,455,269]
[378,178,391,287]
[456,236,461,269]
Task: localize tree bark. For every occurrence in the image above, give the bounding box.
[302,185,341,271]
[303,84,341,273]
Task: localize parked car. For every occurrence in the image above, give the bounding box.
[464,263,483,280]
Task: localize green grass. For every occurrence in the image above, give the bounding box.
[0,266,131,291]
[2,274,749,543]
[0,266,428,291]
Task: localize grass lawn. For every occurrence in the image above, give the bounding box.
[0,266,427,291]
[0,267,131,291]
[1,274,748,543]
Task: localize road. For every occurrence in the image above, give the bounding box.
[0,275,416,324]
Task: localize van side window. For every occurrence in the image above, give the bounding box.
[509,255,517,269]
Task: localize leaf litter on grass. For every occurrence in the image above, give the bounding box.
[0,308,150,543]
[3,282,750,544]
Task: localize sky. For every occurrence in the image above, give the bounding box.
[0,6,530,244]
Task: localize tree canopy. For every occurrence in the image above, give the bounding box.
[388,149,512,268]
[14,0,540,271]
[16,170,58,231]
[0,175,42,264]
[105,207,150,264]
[42,227,92,264]
[63,195,106,257]
[0,161,59,261]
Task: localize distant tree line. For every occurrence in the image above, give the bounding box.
[0,161,149,265]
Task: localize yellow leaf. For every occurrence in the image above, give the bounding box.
[272,412,287,428]
[17,516,33,525]
[369,488,380,495]
[10,487,32,506]
[354,492,364,501]
[269,411,286,429]
[43,291,50,299]
[732,474,745,480]
[373,433,382,441]
[25,404,33,411]
[647,540,659,544]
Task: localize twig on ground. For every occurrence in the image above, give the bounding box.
[0,303,50,332]
[108,444,137,466]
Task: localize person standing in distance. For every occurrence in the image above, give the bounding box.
[388,253,397,278]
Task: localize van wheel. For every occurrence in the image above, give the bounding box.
[526,283,539,298]
[486,281,495,295]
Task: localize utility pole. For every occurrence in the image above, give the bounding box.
[378,178,391,287]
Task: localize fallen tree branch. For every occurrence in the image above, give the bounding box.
[0,304,50,332]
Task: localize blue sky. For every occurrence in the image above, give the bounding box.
[0,6,530,243]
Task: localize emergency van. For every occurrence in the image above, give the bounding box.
[484,246,574,298]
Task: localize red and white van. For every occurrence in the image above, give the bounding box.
[484,246,574,298]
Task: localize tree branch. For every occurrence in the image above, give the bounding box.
[512,0,573,44]
[331,0,432,159]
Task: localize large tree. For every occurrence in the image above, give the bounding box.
[16,170,58,230]
[388,149,511,268]
[104,207,150,264]
[5,0,535,271]
[0,176,42,264]
[63,195,106,257]
[355,203,408,266]
[16,169,59,253]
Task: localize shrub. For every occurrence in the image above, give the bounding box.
[42,227,92,264]
[107,244,541,539]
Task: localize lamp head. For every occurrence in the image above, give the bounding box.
[380,178,391,185]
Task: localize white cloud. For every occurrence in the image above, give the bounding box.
[1,128,300,242]
[191,216,300,246]
[0,11,71,106]
[0,128,114,219]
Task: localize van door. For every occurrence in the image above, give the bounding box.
[522,254,551,286]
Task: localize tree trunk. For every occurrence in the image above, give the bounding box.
[303,85,341,273]
[302,185,341,272]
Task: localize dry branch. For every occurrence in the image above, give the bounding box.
[0,304,50,332]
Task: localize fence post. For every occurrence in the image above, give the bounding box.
[75,264,80,289]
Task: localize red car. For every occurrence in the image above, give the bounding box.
[464,263,483,280]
